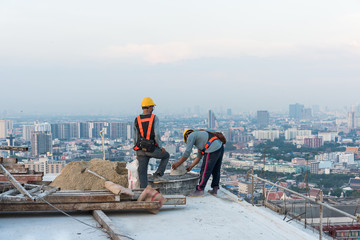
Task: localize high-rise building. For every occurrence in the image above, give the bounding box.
[256,110,269,129]
[348,112,356,130]
[227,108,232,116]
[302,108,312,120]
[110,122,131,139]
[22,125,35,142]
[289,103,304,120]
[208,110,218,129]
[0,119,13,139]
[31,131,52,157]
[80,122,90,138]
[34,121,51,132]
[92,122,110,139]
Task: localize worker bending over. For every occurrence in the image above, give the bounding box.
[133,97,169,188]
[172,129,225,197]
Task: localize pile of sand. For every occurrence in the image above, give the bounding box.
[50,159,128,190]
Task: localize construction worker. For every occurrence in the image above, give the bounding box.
[172,129,225,197]
[133,97,169,188]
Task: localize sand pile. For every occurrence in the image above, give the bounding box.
[50,159,128,190]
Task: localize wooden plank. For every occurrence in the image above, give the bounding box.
[0,201,161,212]
[44,192,119,203]
[0,164,34,201]
[162,195,186,205]
[0,174,43,183]
[3,164,28,174]
[0,146,28,151]
[92,210,125,240]
[0,157,17,164]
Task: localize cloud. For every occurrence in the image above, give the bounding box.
[100,42,193,64]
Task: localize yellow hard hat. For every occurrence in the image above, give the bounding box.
[141,97,156,107]
[183,129,194,143]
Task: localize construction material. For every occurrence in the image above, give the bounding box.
[92,210,125,240]
[149,173,199,195]
[50,159,128,190]
[0,157,17,164]
[84,168,134,196]
[0,200,161,212]
[0,146,29,151]
[170,163,187,176]
[0,173,43,183]
[138,186,167,214]
[0,183,59,202]
[0,164,35,201]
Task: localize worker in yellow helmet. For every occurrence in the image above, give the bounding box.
[172,128,225,197]
[133,97,169,188]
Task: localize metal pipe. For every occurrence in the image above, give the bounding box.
[249,174,360,222]
[319,190,323,240]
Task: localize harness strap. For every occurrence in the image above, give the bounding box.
[146,114,155,140]
[201,136,218,155]
[136,115,145,138]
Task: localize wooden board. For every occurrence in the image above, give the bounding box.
[0,174,43,183]
[0,201,161,212]
[0,158,17,164]
[0,146,28,151]
[92,210,125,240]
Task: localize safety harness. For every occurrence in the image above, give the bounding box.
[133,114,156,151]
[200,132,219,155]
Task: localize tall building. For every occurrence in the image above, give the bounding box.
[256,110,269,129]
[208,110,218,129]
[34,121,51,132]
[0,119,13,139]
[80,122,90,138]
[348,112,356,130]
[302,108,312,120]
[92,122,110,138]
[289,103,304,120]
[110,122,130,140]
[31,131,52,157]
[22,125,34,141]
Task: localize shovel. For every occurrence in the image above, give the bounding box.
[83,168,134,196]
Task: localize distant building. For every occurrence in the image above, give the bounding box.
[0,119,13,139]
[227,108,232,116]
[348,178,360,190]
[24,157,66,174]
[304,137,322,148]
[252,130,279,141]
[110,122,131,140]
[208,110,218,129]
[348,112,356,130]
[310,162,320,174]
[256,110,269,129]
[338,152,355,165]
[22,124,34,141]
[289,103,304,120]
[285,129,312,140]
[31,131,52,157]
[302,108,312,120]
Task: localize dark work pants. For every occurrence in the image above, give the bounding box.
[197,145,224,191]
[136,147,170,188]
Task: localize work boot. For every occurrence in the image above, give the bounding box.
[208,186,219,196]
[188,189,204,197]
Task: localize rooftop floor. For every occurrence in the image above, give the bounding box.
[0,188,327,240]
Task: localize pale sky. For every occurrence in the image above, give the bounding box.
[1,0,360,116]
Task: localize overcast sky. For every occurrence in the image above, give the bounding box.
[1,0,360,116]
